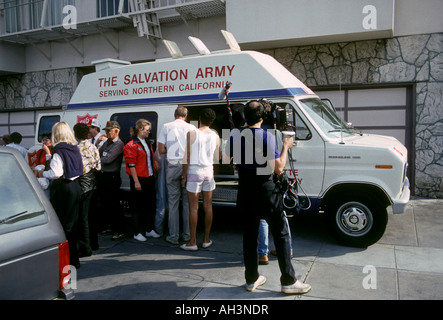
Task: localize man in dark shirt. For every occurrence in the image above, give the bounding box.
[98,121,125,240]
[226,100,311,294]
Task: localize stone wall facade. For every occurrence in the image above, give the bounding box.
[0,68,78,110]
[264,33,442,198]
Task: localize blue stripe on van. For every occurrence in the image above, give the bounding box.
[66,87,309,109]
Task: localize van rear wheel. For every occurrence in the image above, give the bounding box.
[326,194,387,248]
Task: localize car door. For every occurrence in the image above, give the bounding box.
[0,148,70,300]
[280,102,326,211]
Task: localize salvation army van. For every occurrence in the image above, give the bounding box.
[34,31,410,247]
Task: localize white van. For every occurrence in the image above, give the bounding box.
[35,31,409,247]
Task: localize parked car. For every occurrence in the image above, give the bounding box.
[0,147,74,300]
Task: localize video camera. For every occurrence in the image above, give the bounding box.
[259,98,293,133]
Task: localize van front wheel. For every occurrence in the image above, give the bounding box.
[326,194,387,248]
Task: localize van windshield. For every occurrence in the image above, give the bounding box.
[299,98,355,139]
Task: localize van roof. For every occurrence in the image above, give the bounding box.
[67,50,314,110]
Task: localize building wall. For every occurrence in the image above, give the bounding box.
[262,33,443,198]
[0,0,442,198]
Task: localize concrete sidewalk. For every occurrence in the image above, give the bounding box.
[74,197,443,300]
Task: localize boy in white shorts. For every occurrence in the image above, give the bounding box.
[181,108,220,251]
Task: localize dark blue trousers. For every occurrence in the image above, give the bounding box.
[237,173,296,286]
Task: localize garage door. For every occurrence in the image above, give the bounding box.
[0,108,62,148]
[316,86,414,189]
[0,111,37,148]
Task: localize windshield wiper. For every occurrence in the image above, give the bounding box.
[328,128,351,133]
[328,128,362,136]
[0,210,44,225]
[0,211,28,224]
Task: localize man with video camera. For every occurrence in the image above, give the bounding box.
[225,99,311,294]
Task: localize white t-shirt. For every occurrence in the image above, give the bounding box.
[6,143,27,158]
[89,132,104,149]
[158,119,196,164]
[189,128,218,167]
[139,138,154,176]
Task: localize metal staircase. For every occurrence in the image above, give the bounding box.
[128,0,162,40]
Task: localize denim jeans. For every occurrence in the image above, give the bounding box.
[258,218,294,257]
[258,219,269,257]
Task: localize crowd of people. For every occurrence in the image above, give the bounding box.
[2,102,310,294]
[17,106,219,270]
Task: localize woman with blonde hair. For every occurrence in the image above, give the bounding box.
[35,121,84,268]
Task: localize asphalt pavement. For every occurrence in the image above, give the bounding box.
[74,197,443,301]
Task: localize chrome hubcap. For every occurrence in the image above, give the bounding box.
[337,202,372,236]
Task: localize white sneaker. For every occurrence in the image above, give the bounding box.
[133,233,147,242]
[202,240,213,248]
[281,280,311,294]
[146,230,161,238]
[180,243,198,251]
[245,275,266,292]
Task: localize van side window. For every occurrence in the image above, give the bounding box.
[294,112,311,140]
[186,104,231,137]
[38,116,60,142]
[111,112,158,145]
[284,104,311,140]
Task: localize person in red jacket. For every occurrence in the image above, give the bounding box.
[123,119,160,242]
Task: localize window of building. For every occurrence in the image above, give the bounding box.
[97,0,129,18]
[4,0,75,32]
[4,0,21,33]
[45,0,75,26]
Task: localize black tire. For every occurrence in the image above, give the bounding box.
[326,193,388,247]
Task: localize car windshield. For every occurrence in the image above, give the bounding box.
[0,153,47,235]
[299,98,356,139]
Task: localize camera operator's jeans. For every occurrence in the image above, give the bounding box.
[237,172,296,286]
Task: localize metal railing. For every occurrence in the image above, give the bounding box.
[2,0,44,33]
[1,0,75,33]
[97,0,129,18]
[0,0,223,35]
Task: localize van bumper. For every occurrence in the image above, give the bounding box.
[391,177,410,214]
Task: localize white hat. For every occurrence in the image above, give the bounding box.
[88,118,101,129]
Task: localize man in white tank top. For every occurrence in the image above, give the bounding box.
[181,108,220,251]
